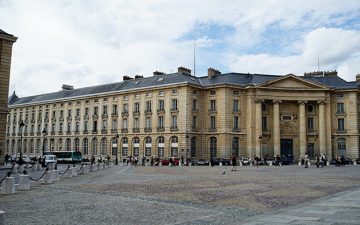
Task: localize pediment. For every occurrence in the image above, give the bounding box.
[258,75,328,89]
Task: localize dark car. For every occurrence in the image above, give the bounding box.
[212,158,231,166]
[330,158,353,165]
[273,157,293,166]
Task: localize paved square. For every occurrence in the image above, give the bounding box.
[1,165,359,225]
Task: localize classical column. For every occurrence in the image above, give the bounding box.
[298,101,307,159]
[318,101,326,155]
[255,99,262,156]
[273,100,281,157]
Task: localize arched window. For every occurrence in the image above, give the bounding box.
[210,137,217,158]
[65,138,71,151]
[92,138,98,155]
[17,139,21,154]
[170,136,178,156]
[6,140,10,153]
[337,138,346,156]
[29,139,34,154]
[122,138,128,156]
[57,138,63,151]
[101,138,107,155]
[232,137,239,156]
[83,138,89,155]
[36,139,41,154]
[145,137,151,156]
[74,138,80,152]
[133,137,140,156]
[43,139,48,152]
[111,138,117,156]
[157,136,164,157]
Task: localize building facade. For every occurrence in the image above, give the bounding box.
[5,67,360,161]
[0,29,17,162]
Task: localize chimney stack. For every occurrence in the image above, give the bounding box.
[134,75,143,79]
[324,70,337,77]
[208,67,221,79]
[62,84,74,91]
[356,74,360,84]
[177,66,191,75]
[153,71,165,76]
[123,75,133,81]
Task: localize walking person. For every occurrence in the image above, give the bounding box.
[231,154,237,171]
[304,153,309,168]
[316,155,320,168]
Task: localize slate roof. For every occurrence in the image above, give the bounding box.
[0,29,14,37]
[9,72,358,106]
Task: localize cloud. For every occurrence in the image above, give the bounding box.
[0,0,359,96]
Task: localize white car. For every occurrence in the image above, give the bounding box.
[21,156,32,163]
[43,155,57,165]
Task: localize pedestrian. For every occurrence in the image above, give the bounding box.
[4,153,9,165]
[231,154,237,171]
[304,153,309,168]
[316,155,320,168]
[91,155,95,165]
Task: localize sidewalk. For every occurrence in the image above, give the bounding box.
[241,187,360,225]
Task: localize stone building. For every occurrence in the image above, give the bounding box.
[0,29,17,162]
[5,67,360,161]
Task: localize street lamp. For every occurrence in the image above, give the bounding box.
[114,134,119,165]
[19,120,25,159]
[42,128,47,157]
[259,135,263,160]
[185,134,190,164]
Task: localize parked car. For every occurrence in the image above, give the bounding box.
[160,157,180,166]
[241,157,250,166]
[330,158,353,165]
[211,158,231,166]
[21,155,33,163]
[43,155,57,165]
[356,158,360,164]
[196,159,209,166]
[265,157,275,165]
[273,157,293,166]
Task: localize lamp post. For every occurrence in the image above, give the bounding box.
[114,134,119,165]
[259,135,263,161]
[185,134,190,165]
[42,128,47,158]
[19,120,25,159]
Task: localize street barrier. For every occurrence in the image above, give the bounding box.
[71,167,77,177]
[0,210,5,225]
[0,177,15,194]
[51,170,60,182]
[17,175,30,191]
[42,171,52,184]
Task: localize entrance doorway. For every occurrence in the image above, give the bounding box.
[280,139,293,157]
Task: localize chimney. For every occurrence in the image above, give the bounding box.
[177,66,191,75]
[304,71,324,77]
[135,75,143,79]
[123,75,133,81]
[62,84,74,91]
[153,71,165,76]
[324,70,337,77]
[208,67,221,79]
[356,74,360,84]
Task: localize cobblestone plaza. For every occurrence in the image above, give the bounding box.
[1,165,359,225]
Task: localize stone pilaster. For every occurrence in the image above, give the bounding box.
[255,99,262,156]
[273,100,281,157]
[298,101,307,158]
[318,101,326,155]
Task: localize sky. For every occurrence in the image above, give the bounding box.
[1,0,360,97]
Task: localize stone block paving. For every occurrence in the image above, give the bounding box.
[0,164,359,225]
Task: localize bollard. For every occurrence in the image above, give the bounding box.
[25,163,30,169]
[308,161,311,167]
[18,175,31,191]
[239,161,243,167]
[179,161,182,166]
[298,162,301,166]
[90,164,95,172]
[37,164,42,171]
[79,166,85,175]
[327,161,330,166]
[42,171,52,184]
[0,210,5,225]
[159,162,162,167]
[354,161,357,165]
[66,167,73,178]
[12,165,18,174]
[98,164,103,170]
[84,165,89,173]
[18,165,25,174]
[71,167,78,177]
[219,162,223,167]
[269,161,273,166]
[189,162,192,167]
[51,170,60,182]
[0,177,15,194]
[32,164,37,171]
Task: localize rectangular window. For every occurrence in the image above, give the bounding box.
[192,99,197,111]
[123,103,128,113]
[210,100,216,111]
[210,116,216,129]
[210,90,216,96]
[158,116,164,129]
[307,118,314,130]
[84,108,89,116]
[76,109,80,117]
[45,111,49,119]
[93,121,97,131]
[146,101,152,112]
[112,105,117,115]
[338,118,345,131]
[146,117,151,129]
[68,109,72,117]
[102,120,107,129]
[262,117,267,130]
[134,118,139,128]
[172,116,177,128]
[233,116,239,129]
[84,121,88,131]
[52,111,56,118]
[103,105,108,115]
[171,99,178,110]
[192,116,197,129]
[233,100,239,112]
[60,110,64,118]
[171,89,177,94]
[94,107,98,116]
[123,119,128,129]
[67,122,71,132]
[159,91,164,96]
[159,100,164,111]
[59,123,63,132]
[336,103,344,114]
[112,119,117,130]
[134,103,140,113]
[75,122,80,132]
